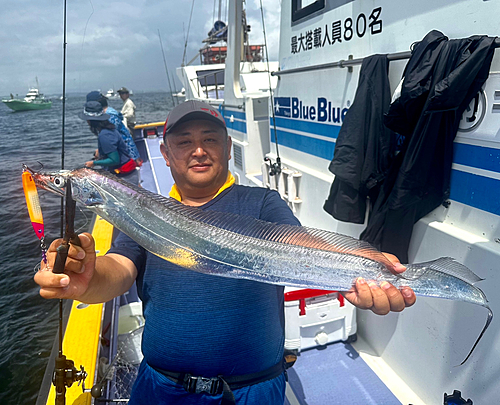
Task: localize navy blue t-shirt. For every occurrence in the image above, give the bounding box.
[97,128,130,171]
[108,185,300,378]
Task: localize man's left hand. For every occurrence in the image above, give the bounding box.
[342,253,416,315]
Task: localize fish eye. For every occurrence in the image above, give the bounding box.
[53,176,66,188]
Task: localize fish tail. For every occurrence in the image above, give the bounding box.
[407,258,491,365]
[459,306,493,366]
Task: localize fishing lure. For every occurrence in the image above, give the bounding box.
[22,169,47,264]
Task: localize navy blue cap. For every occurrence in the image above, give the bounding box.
[86,91,108,107]
[78,101,110,121]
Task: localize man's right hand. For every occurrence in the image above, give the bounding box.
[34,232,96,300]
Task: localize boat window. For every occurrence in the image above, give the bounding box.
[292,0,325,23]
[291,0,355,25]
[196,69,225,87]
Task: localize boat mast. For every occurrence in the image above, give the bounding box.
[224,0,243,103]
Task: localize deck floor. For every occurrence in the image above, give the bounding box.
[285,342,401,405]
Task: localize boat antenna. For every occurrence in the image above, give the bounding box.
[158,29,177,107]
[182,0,196,66]
[259,0,281,176]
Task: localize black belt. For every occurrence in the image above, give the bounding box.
[149,360,285,405]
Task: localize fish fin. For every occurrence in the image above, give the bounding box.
[97,170,394,268]
[169,204,394,268]
[403,258,483,283]
[427,257,483,284]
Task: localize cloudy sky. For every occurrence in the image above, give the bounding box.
[0,0,281,96]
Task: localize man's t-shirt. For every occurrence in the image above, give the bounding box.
[107,184,300,403]
[97,128,130,171]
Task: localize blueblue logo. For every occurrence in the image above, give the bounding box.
[274,97,291,117]
[274,96,348,124]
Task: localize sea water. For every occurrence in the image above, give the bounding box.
[0,92,173,404]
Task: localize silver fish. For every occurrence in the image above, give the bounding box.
[29,167,492,364]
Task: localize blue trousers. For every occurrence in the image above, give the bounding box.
[128,361,286,405]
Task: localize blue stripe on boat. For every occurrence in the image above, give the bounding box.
[221,109,246,121]
[225,118,247,134]
[450,169,500,216]
[272,117,341,139]
[454,142,500,174]
[269,119,500,216]
[271,128,335,161]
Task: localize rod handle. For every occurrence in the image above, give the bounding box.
[53,243,69,274]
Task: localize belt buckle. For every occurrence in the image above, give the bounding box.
[184,374,221,395]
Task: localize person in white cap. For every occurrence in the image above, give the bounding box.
[117,87,136,136]
[35,100,415,405]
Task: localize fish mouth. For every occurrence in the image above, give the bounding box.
[23,164,70,197]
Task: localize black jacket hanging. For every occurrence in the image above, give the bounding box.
[360,30,497,262]
[324,54,395,224]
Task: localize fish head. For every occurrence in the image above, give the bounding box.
[26,166,105,207]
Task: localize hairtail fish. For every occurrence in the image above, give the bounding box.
[29,167,492,365]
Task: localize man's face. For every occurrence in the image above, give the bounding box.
[160,119,232,198]
[119,92,129,101]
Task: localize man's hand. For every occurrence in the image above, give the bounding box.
[85,161,94,168]
[342,253,416,315]
[34,233,97,300]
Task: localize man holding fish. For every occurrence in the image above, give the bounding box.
[35,100,415,405]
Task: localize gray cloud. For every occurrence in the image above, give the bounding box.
[0,0,281,96]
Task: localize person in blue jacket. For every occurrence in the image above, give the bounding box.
[86,91,142,165]
[79,100,139,185]
[38,100,415,405]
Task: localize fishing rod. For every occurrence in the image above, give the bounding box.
[157,29,177,107]
[52,178,88,405]
[182,0,196,66]
[22,168,88,405]
[26,0,89,403]
[259,0,281,177]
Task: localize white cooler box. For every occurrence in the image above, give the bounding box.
[284,288,357,352]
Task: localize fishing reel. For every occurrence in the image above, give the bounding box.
[53,354,87,404]
[264,157,282,176]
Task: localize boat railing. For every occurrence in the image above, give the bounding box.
[272,38,500,77]
[221,103,244,110]
[191,69,225,99]
[185,43,267,67]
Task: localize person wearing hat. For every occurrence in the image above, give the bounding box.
[117,87,136,137]
[86,91,142,166]
[36,100,416,405]
[79,100,139,185]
